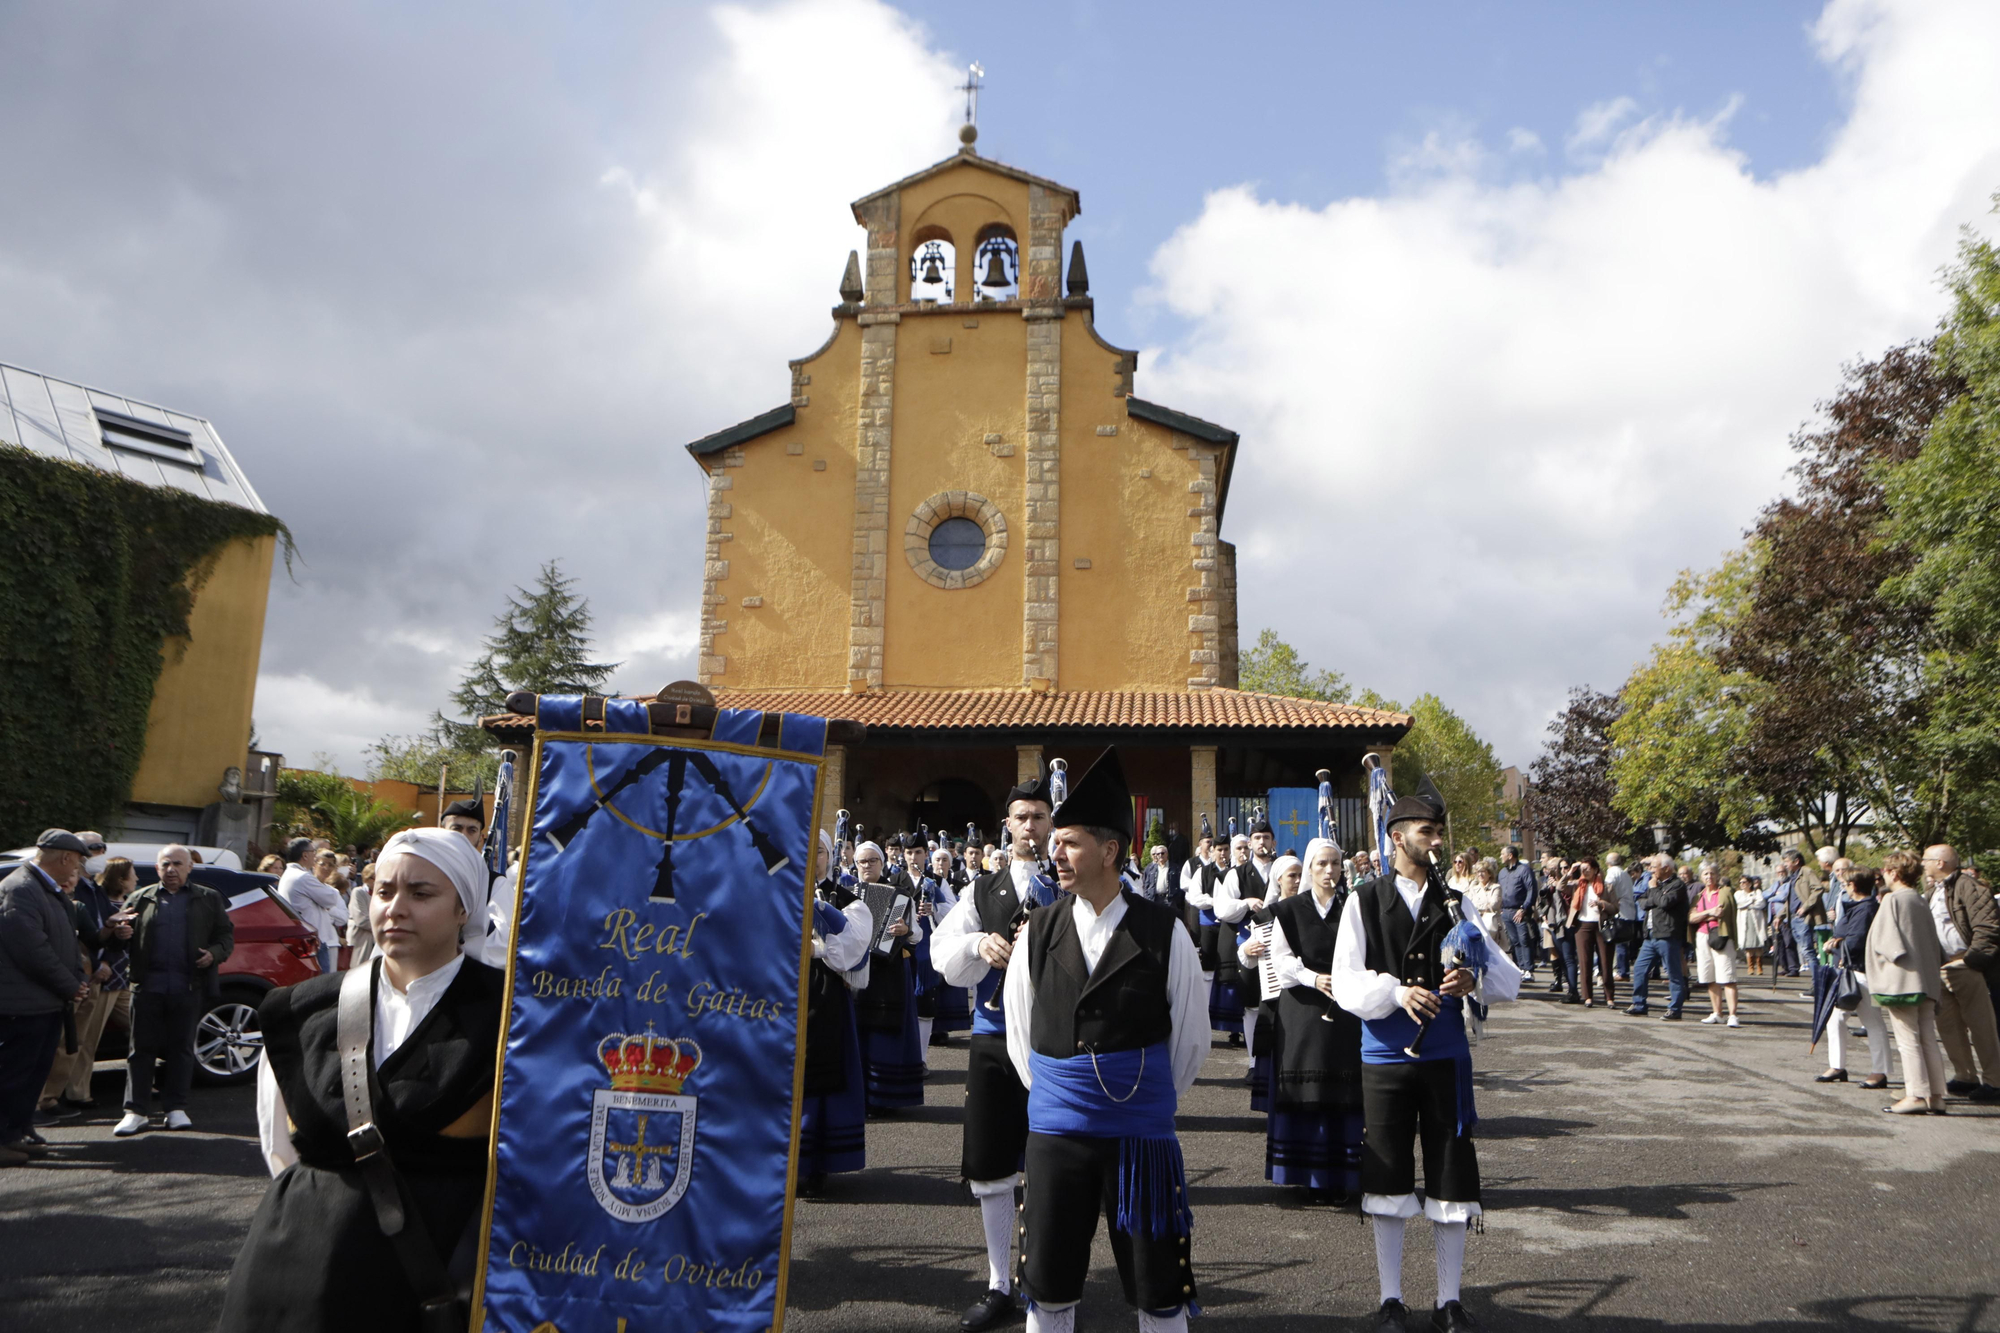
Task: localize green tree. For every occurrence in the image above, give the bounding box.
[368,731,501,790]
[1610,556,1767,842]
[438,560,618,751]
[1391,694,1505,856]
[1879,214,2000,853]
[274,767,418,853]
[1239,629,1351,702]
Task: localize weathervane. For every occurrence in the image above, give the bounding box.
[958,62,984,149]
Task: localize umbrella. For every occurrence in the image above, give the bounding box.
[1808,962,1842,1050]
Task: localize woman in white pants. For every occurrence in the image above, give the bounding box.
[1819,868,1890,1088]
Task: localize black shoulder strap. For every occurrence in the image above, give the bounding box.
[336,961,464,1332]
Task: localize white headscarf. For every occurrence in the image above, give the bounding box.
[377,829,489,953]
[1268,854,1304,897]
[1303,838,1341,894]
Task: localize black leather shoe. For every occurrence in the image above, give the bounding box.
[32,1106,77,1126]
[960,1289,1016,1330]
[1562,993,1582,1005]
[57,1095,95,1110]
[1815,1069,1848,1083]
[1623,1007,1646,1016]
[1660,1012,1683,1021]
[1432,1300,1481,1331]
[1970,1084,2000,1103]
[1945,1079,1978,1096]
[1375,1298,1411,1330]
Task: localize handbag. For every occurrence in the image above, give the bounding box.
[336,961,472,1333]
[1830,966,1864,1013]
[1608,916,1640,947]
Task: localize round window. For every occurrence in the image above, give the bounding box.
[928,517,986,571]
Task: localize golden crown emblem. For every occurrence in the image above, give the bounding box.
[596,1024,703,1094]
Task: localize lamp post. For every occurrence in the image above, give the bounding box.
[1650,821,1674,855]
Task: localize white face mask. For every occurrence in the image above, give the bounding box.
[85,855,108,877]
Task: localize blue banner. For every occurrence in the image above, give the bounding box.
[1264,787,1318,858]
[473,707,827,1333]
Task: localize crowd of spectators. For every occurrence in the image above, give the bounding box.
[1478,837,2000,1109]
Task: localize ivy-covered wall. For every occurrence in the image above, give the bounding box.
[0,443,289,846]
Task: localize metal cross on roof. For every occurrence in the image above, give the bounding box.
[960,62,984,126]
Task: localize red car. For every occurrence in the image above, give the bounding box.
[121,865,322,1085]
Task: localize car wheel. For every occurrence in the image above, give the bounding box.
[194,992,265,1085]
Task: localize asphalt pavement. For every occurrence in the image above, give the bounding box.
[4,975,1998,1331]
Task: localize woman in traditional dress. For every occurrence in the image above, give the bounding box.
[1238,854,1303,1111]
[919,847,973,1043]
[1264,838,1364,1205]
[801,830,874,1192]
[220,829,504,1333]
[852,841,925,1113]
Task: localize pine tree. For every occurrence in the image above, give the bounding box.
[435,560,619,751]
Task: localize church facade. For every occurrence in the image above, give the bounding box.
[683,137,1405,844]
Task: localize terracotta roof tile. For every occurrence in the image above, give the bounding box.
[709,687,1406,732]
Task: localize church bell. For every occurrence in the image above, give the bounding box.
[981,246,1010,289]
[918,245,946,286]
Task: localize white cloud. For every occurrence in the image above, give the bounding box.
[1142,0,2000,763]
[255,673,433,775]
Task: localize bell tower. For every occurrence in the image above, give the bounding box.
[685,119,1243,700]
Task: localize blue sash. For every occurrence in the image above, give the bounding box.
[971,972,1005,1036]
[1361,1000,1478,1136]
[1027,1044,1191,1239]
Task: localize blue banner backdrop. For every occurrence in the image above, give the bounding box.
[473,702,828,1333]
[1264,787,1319,858]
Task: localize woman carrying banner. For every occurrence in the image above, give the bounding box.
[854,840,926,1113]
[220,828,505,1333]
[1003,749,1208,1333]
[1262,839,1365,1205]
[801,830,876,1194]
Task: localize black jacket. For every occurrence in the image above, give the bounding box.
[125,881,235,996]
[1644,876,1690,941]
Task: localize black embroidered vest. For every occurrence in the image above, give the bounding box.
[1026,892,1176,1058]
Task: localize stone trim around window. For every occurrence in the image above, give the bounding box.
[904,490,1009,589]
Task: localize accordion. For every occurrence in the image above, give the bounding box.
[859,883,911,957]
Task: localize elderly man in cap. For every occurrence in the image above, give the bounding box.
[0,831,93,1163]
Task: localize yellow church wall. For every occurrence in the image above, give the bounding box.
[707,322,862,690]
[881,307,1026,687]
[1056,315,1201,691]
[130,533,276,809]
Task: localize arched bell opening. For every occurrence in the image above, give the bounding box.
[910,226,956,303]
[972,224,1019,303]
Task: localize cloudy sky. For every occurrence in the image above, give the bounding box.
[3,0,1997,773]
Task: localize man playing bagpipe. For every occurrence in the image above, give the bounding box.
[1330,791,1521,1332]
[1002,749,1208,1333]
[931,774,1056,1331]
[801,830,876,1194]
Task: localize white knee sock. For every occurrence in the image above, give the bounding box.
[978,1190,1013,1292]
[918,1018,933,1058]
[1026,1302,1076,1333]
[1372,1215,1406,1303]
[1434,1220,1466,1305]
[1137,1306,1188,1333]
[1242,1008,1259,1062]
